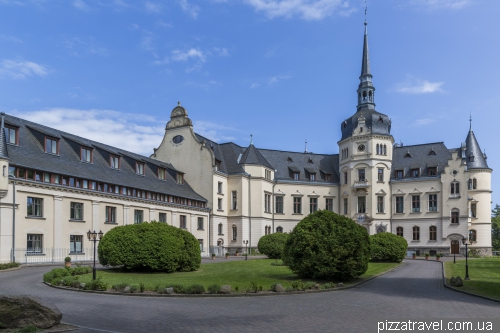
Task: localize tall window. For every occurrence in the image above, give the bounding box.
[136,162,145,175]
[396,226,403,237]
[469,229,477,242]
[197,217,204,230]
[344,172,348,184]
[5,126,17,144]
[158,168,167,180]
[377,196,384,213]
[230,191,237,210]
[325,198,333,212]
[27,197,43,217]
[473,178,477,189]
[293,197,302,214]
[217,198,223,210]
[309,173,316,181]
[412,226,420,241]
[428,194,437,212]
[310,197,318,214]
[27,234,43,253]
[198,239,204,252]
[357,196,366,213]
[450,182,460,197]
[276,226,283,233]
[429,226,437,241]
[451,210,459,224]
[293,172,299,180]
[81,147,92,163]
[218,223,223,235]
[378,168,384,182]
[110,155,120,169]
[470,203,477,218]
[411,195,420,213]
[264,194,271,213]
[70,235,83,254]
[275,196,284,214]
[395,196,404,213]
[180,215,187,229]
[232,225,237,241]
[396,170,403,179]
[45,137,58,154]
[265,169,272,180]
[134,210,143,224]
[343,198,348,215]
[358,169,365,181]
[159,212,167,223]
[428,167,437,176]
[70,202,83,220]
[105,206,116,223]
[217,182,222,194]
[176,173,183,184]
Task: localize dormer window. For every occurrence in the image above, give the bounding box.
[404,151,412,158]
[4,126,18,145]
[429,148,437,155]
[215,159,222,171]
[396,170,404,179]
[308,158,313,164]
[81,147,92,163]
[310,173,316,181]
[176,172,184,184]
[158,168,167,180]
[45,137,59,154]
[293,172,299,180]
[469,152,475,162]
[410,168,420,178]
[110,155,120,169]
[287,156,293,162]
[136,162,145,175]
[428,167,437,176]
[325,174,332,182]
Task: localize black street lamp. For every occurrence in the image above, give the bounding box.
[87,229,103,280]
[243,240,249,261]
[461,236,472,280]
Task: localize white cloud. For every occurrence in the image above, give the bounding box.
[145,1,160,13]
[73,0,90,11]
[151,57,169,66]
[409,0,469,10]
[243,0,355,20]
[193,120,236,142]
[0,59,49,79]
[415,118,437,126]
[394,77,444,94]
[171,48,206,62]
[213,47,229,57]
[250,83,260,89]
[268,75,291,85]
[178,0,200,18]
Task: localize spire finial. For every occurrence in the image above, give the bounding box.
[250,134,253,145]
[469,111,472,131]
[304,138,308,153]
[364,0,368,34]
[178,101,181,106]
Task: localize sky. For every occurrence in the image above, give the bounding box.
[0,0,498,206]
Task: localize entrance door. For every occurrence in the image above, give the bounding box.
[451,240,459,254]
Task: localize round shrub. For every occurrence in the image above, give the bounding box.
[98,221,201,272]
[282,210,370,281]
[370,232,408,262]
[257,232,288,259]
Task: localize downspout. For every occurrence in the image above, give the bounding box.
[11,179,15,263]
[272,179,276,233]
[248,173,251,253]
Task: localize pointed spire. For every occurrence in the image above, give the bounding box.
[250,134,253,145]
[356,6,375,111]
[469,112,472,131]
[465,125,489,169]
[0,113,10,160]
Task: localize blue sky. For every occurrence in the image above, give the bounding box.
[0,0,498,206]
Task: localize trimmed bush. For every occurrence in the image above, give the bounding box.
[370,232,408,263]
[207,284,221,294]
[98,221,201,272]
[0,262,19,270]
[282,210,370,281]
[257,232,288,259]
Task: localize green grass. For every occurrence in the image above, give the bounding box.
[77,259,399,292]
[444,258,500,300]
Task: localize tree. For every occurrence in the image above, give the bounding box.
[282,210,370,281]
[492,205,500,251]
[257,232,288,259]
[370,232,408,262]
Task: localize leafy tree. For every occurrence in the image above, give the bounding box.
[492,205,500,251]
[370,232,408,263]
[282,210,370,281]
[257,232,288,259]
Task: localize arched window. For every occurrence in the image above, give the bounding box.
[429,226,437,241]
[369,91,372,97]
[469,152,475,162]
[383,144,387,155]
[473,178,477,189]
[232,225,237,241]
[218,223,223,235]
[451,209,460,224]
[276,226,283,233]
[396,226,403,237]
[376,144,380,155]
[469,229,477,242]
[363,91,367,98]
[450,181,460,197]
[412,226,420,241]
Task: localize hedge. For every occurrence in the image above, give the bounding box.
[370,232,408,263]
[257,232,288,259]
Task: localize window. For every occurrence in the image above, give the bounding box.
[27,197,43,217]
[217,182,222,194]
[45,137,58,154]
[395,196,404,213]
[110,155,120,169]
[310,173,316,181]
[215,159,222,171]
[357,196,366,213]
[231,191,237,210]
[410,168,420,178]
[217,198,223,210]
[27,234,43,253]
[429,194,437,212]
[325,174,332,182]
[81,147,92,163]
[473,178,477,189]
[105,206,116,223]
[134,210,143,224]
[344,172,348,184]
[450,182,460,197]
[159,212,167,223]
[172,135,184,144]
[276,226,283,233]
[218,223,223,235]
[325,198,333,212]
[232,225,237,241]
[70,202,83,220]
[158,168,167,180]
[378,168,384,182]
[377,196,384,213]
[275,196,283,214]
[176,173,183,184]
[70,235,83,254]
[197,217,204,230]
[470,203,477,218]
[264,194,271,213]
[469,229,477,242]
[358,169,365,181]
[310,197,318,214]
[180,215,187,229]
[396,226,403,237]
[428,167,437,176]
[5,126,17,144]
[451,210,459,224]
[293,172,299,180]
[198,239,204,252]
[265,169,272,180]
[396,170,403,179]
[293,197,302,214]
[412,226,420,241]
[343,198,348,215]
[411,195,420,213]
[136,162,145,175]
[429,226,437,241]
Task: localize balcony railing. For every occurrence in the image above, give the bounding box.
[353,179,370,188]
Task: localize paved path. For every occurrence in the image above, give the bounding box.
[0,260,498,333]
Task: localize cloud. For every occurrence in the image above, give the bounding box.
[213,47,229,57]
[415,118,437,126]
[73,0,90,11]
[0,59,49,79]
[178,0,200,18]
[394,77,444,94]
[409,0,469,10]
[145,1,160,13]
[140,34,155,51]
[64,37,108,57]
[268,75,291,85]
[250,83,260,89]
[193,120,236,142]
[171,48,206,62]
[243,0,355,20]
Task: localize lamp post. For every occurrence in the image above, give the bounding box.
[461,236,472,280]
[243,240,249,261]
[8,176,15,263]
[87,229,103,280]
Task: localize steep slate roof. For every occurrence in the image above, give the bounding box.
[340,108,392,141]
[5,114,206,202]
[239,144,274,169]
[391,142,451,180]
[0,114,10,160]
[465,130,489,170]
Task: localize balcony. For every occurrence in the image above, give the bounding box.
[352,179,370,188]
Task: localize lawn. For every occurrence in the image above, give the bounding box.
[444,258,500,300]
[77,259,400,292]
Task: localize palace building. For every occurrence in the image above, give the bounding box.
[0,21,492,263]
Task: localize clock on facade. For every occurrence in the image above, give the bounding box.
[358,144,365,152]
